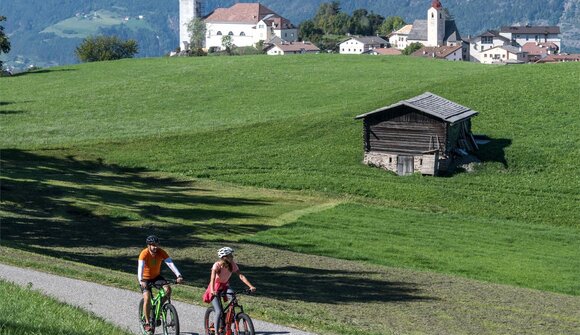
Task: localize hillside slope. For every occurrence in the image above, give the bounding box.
[1,0,578,70]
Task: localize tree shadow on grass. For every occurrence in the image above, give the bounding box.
[1,149,272,251]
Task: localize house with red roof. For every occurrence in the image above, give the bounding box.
[411,45,462,61]
[265,41,320,55]
[204,3,297,51]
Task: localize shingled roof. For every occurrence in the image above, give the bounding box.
[500,26,561,35]
[355,92,478,124]
[205,3,280,24]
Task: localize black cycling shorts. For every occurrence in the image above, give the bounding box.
[140,275,168,293]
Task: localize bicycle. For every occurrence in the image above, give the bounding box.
[138,280,180,335]
[203,289,255,335]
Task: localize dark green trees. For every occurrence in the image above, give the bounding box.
[0,16,10,69]
[75,35,138,62]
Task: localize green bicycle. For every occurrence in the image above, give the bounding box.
[138,280,180,335]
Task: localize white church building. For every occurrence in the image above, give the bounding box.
[405,0,463,48]
[179,1,298,51]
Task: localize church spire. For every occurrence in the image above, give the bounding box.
[431,0,442,9]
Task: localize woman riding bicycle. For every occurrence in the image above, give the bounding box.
[203,247,256,333]
[138,235,184,334]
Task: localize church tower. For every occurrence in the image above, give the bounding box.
[179,0,202,50]
[427,0,445,46]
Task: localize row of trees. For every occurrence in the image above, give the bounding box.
[299,1,406,51]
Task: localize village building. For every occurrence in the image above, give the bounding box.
[521,42,559,62]
[499,26,561,51]
[265,41,320,55]
[536,53,580,63]
[387,24,413,50]
[411,45,462,61]
[203,3,297,51]
[339,36,389,54]
[355,92,479,176]
[363,48,402,56]
[467,30,511,62]
[479,45,526,64]
[179,0,203,50]
[406,0,463,48]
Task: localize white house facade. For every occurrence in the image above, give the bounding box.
[388,24,413,50]
[499,26,561,51]
[468,30,511,62]
[479,45,526,64]
[204,3,297,50]
[339,36,388,54]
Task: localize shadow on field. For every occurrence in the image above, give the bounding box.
[11,68,77,77]
[1,149,270,251]
[240,265,430,303]
[475,137,511,168]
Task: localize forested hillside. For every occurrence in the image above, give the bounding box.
[1,0,578,70]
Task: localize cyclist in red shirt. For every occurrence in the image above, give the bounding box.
[138,235,184,333]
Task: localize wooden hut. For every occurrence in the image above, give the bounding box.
[354,92,479,176]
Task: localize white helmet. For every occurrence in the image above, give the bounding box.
[217,247,234,258]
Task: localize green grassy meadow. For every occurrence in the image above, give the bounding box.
[1,55,580,334]
[0,279,134,335]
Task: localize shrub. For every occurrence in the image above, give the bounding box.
[75,35,138,62]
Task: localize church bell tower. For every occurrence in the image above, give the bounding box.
[179,0,202,50]
[427,0,445,46]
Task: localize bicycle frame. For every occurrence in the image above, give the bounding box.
[217,291,245,335]
[150,286,169,323]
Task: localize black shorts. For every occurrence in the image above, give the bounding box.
[140,275,168,293]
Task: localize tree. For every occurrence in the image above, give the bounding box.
[75,36,138,62]
[221,35,233,55]
[378,16,406,36]
[187,17,206,52]
[0,16,11,69]
[402,42,423,55]
[314,1,341,35]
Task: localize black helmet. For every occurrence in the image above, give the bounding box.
[146,235,159,245]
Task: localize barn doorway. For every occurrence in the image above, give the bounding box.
[397,156,414,176]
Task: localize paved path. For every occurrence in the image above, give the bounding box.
[0,263,315,335]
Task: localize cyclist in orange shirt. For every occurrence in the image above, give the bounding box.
[138,235,184,333]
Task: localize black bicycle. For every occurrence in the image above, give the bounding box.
[138,280,180,335]
[204,289,255,335]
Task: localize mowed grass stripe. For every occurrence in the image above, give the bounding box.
[246,203,580,295]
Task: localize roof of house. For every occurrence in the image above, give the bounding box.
[500,25,561,35]
[363,47,402,55]
[205,3,292,26]
[391,24,413,36]
[355,92,478,124]
[266,41,320,52]
[522,42,559,55]
[411,45,462,59]
[407,19,462,43]
[536,54,580,63]
[485,45,523,54]
[468,30,510,43]
[343,36,389,45]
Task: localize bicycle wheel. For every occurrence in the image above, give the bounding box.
[162,303,180,335]
[234,313,254,335]
[138,298,148,334]
[204,307,218,335]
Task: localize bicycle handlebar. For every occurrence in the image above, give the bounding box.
[144,279,182,288]
[216,288,254,297]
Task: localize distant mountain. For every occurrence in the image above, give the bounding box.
[1,0,578,70]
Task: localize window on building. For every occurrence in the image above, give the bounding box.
[217,31,222,35]
[482,36,493,44]
[228,31,233,36]
[535,35,539,41]
[240,32,245,36]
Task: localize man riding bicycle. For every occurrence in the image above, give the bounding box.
[138,235,184,334]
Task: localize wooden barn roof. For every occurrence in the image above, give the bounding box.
[355,92,478,124]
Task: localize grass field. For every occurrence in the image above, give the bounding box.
[1,54,580,334]
[0,279,133,335]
